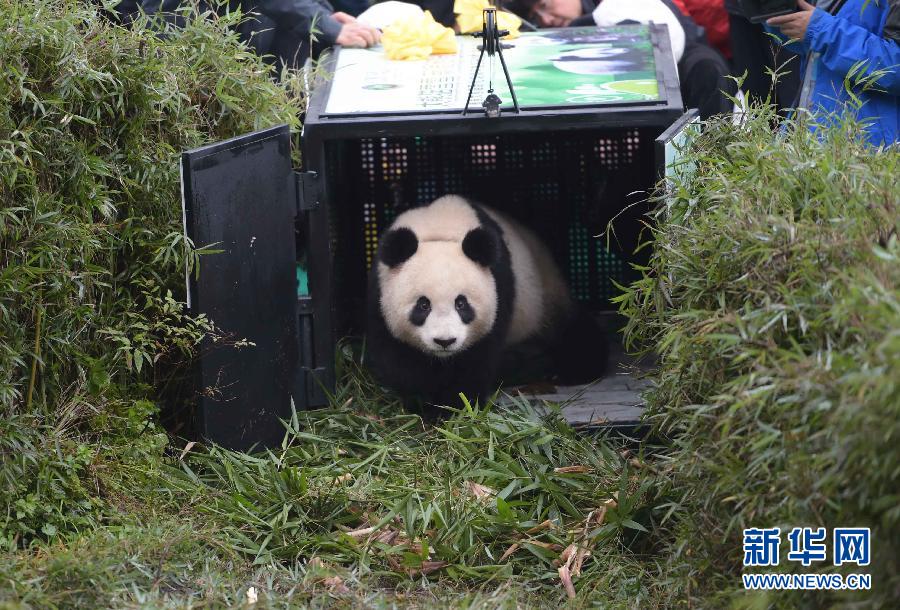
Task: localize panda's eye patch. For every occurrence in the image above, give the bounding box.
[409,296,431,326]
[455,295,475,324]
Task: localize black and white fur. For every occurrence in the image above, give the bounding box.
[366,195,607,416]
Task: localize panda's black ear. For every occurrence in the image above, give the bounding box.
[379,227,418,267]
[462,227,499,267]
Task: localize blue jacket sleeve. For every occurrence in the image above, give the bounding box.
[763,23,811,55]
[806,8,900,95]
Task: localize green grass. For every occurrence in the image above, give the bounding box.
[3,357,661,608]
[170,402,652,595]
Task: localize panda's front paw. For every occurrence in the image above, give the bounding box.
[419,402,448,423]
[399,395,445,423]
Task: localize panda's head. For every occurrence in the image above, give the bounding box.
[377,225,500,357]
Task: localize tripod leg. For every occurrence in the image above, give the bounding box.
[497,50,519,112]
[464,48,487,116]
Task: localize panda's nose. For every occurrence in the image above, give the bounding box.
[434,337,457,348]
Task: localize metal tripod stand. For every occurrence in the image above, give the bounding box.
[463,8,520,117]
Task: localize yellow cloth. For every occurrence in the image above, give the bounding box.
[454,0,521,39]
[382,11,458,60]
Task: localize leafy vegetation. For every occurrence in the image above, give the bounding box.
[0,0,301,549]
[617,106,899,607]
[172,398,651,592]
[2,1,898,608]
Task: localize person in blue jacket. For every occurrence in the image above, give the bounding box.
[766,0,900,146]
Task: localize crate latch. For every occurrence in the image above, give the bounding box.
[305,367,328,404]
[295,171,320,212]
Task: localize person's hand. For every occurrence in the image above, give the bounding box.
[767,0,815,41]
[332,11,356,25]
[335,21,381,48]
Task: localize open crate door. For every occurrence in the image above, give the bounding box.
[181,124,301,451]
[655,109,700,185]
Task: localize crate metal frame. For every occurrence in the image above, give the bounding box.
[300,24,684,408]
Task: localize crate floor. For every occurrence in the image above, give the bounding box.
[502,342,652,427]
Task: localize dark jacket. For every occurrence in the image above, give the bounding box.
[723,0,741,15]
[116,0,342,44]
[251,0,342,44]
[410,0,456,27]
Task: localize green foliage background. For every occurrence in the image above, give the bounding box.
[0,0,302,549]
[617,109,899,607]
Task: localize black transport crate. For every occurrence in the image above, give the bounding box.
[182,25,695,450]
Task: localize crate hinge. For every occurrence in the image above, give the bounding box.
[294,171,320,212]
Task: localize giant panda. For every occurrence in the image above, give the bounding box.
[366,195,608,417]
